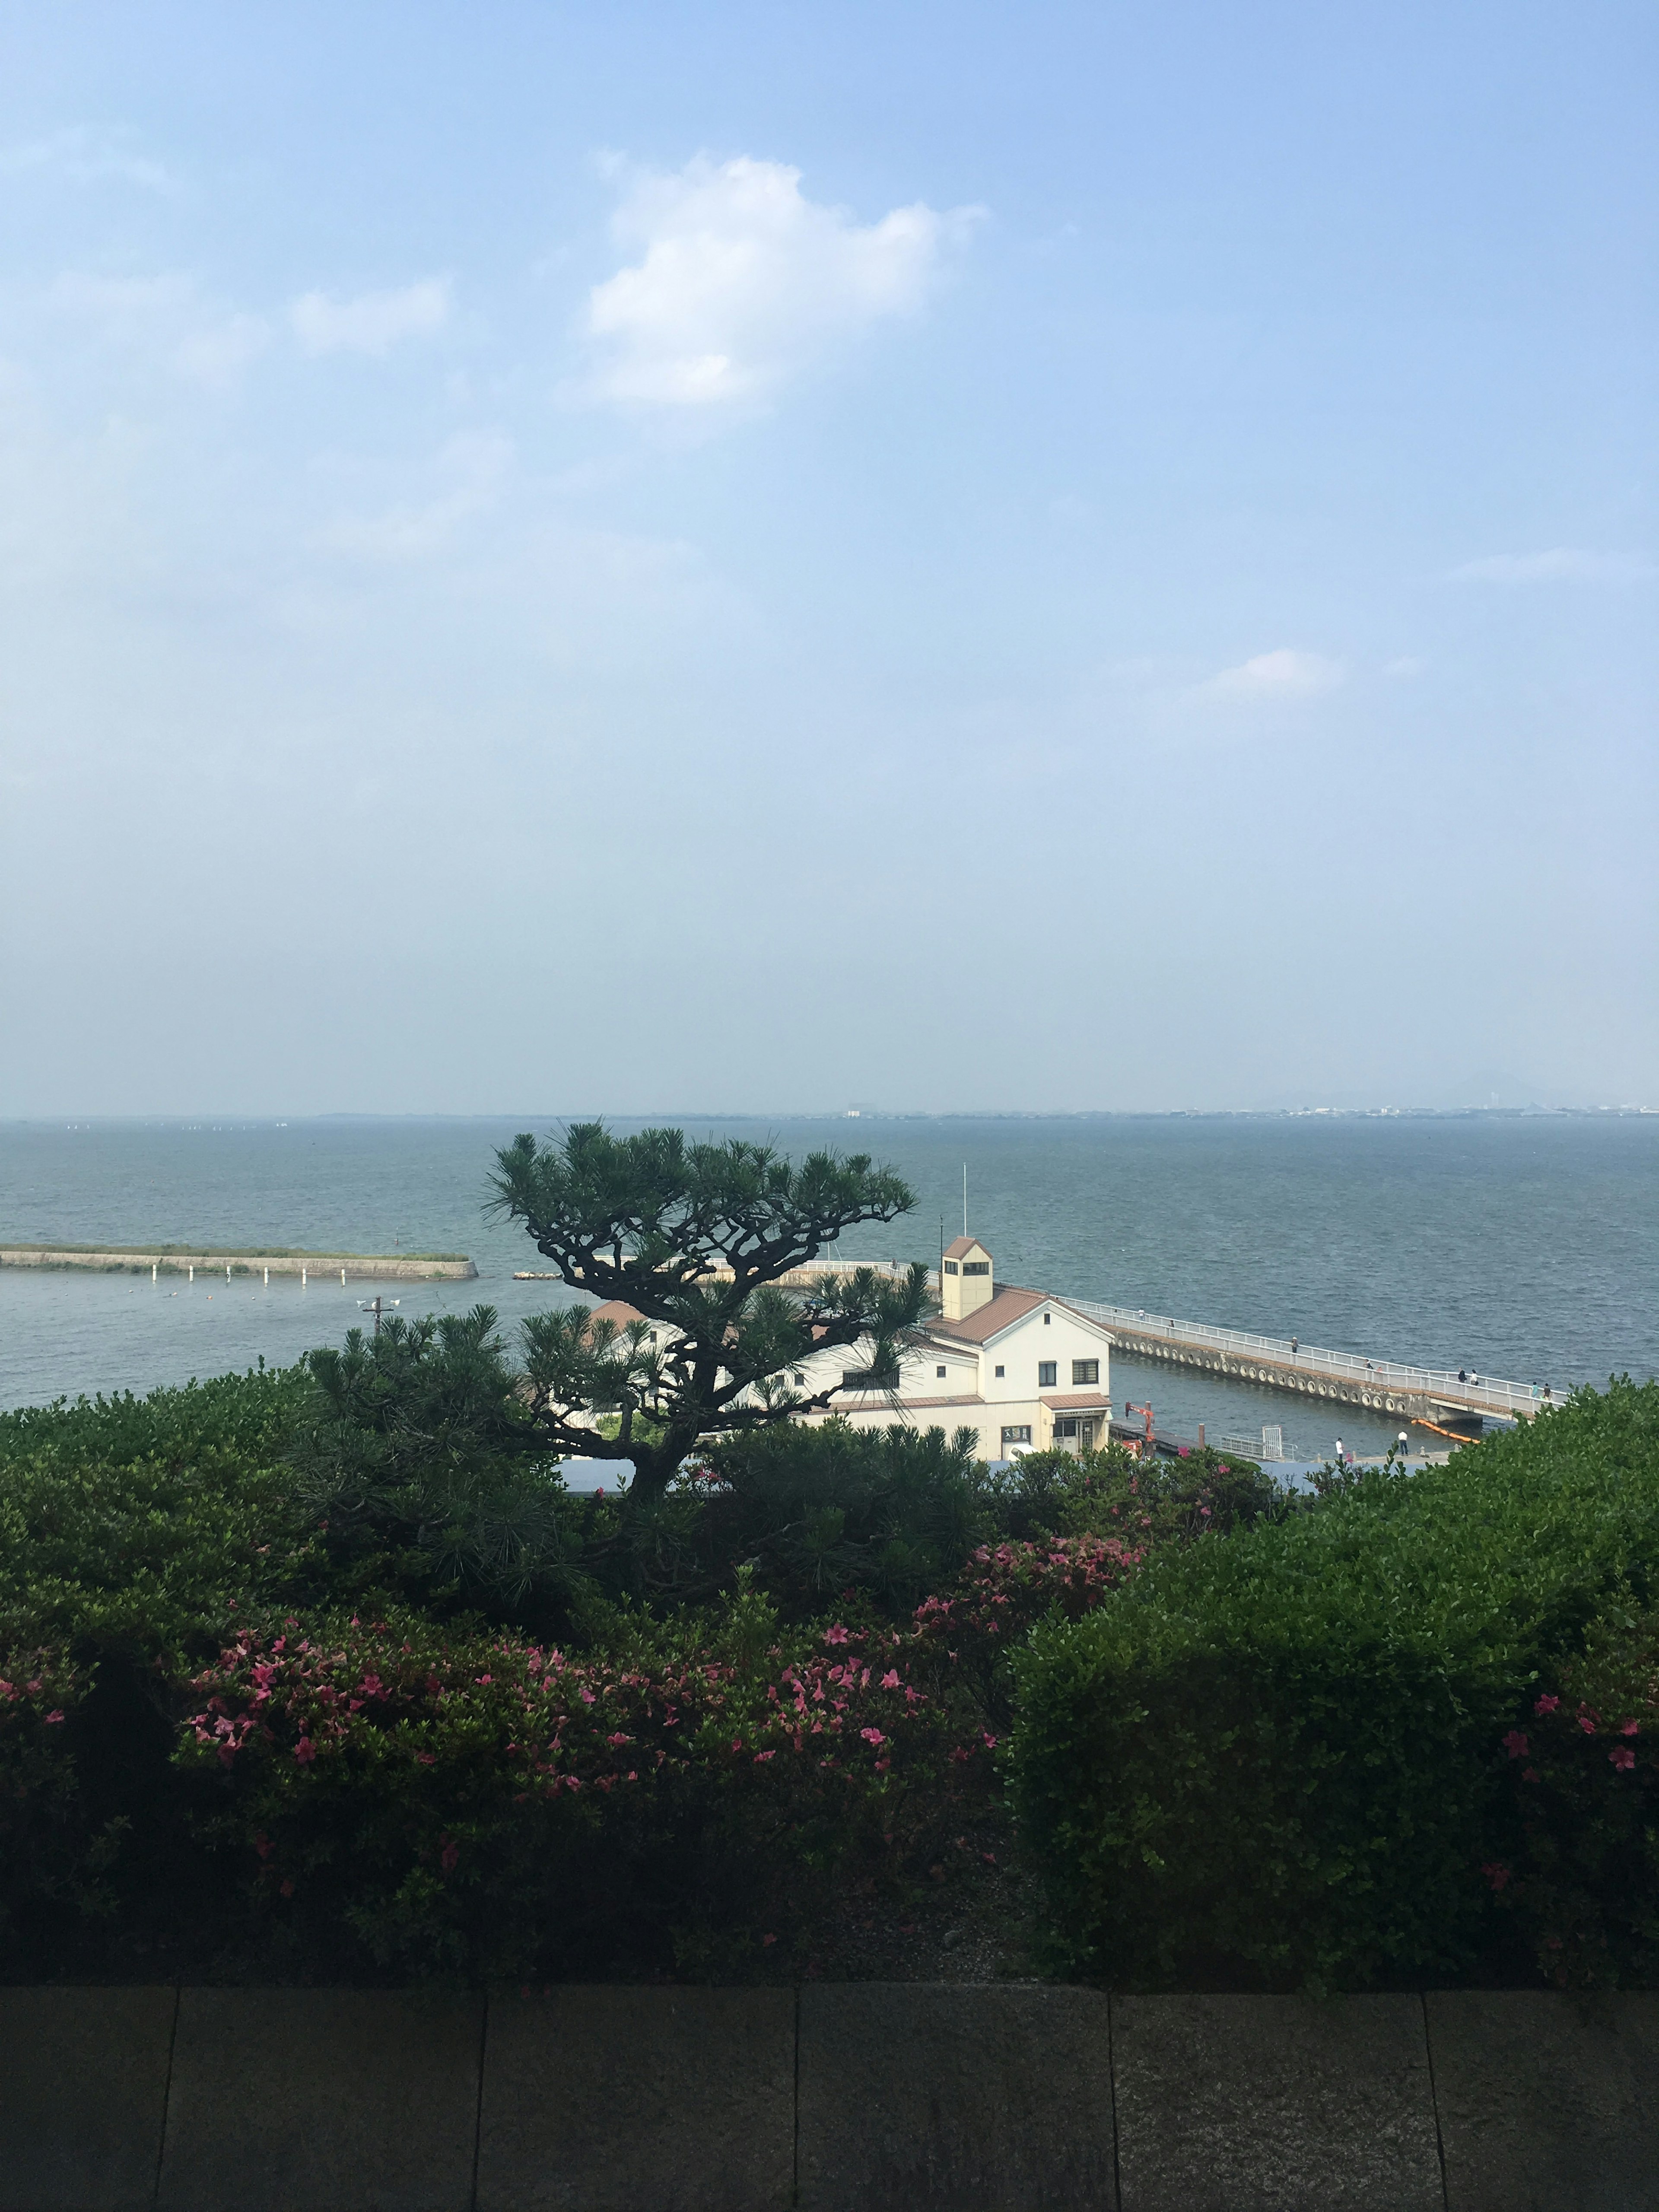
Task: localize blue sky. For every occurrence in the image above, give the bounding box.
[1,2,1654,1112]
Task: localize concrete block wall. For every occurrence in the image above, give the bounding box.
[2,1985,1656,2212]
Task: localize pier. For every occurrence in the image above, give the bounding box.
[1070,1297,1552,1425]
[0,1245,477,1282]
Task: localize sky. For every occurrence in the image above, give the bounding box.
[0,0,1654,1115]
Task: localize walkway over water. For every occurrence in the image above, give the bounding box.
[1069,1298,1555,1425]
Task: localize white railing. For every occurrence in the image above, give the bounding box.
[1068,1297,1554,1417]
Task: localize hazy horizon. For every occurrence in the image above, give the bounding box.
[2,3,1654,1116]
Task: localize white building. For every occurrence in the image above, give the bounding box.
[795,1237,1113,1461]
[585,1237,1112,1463]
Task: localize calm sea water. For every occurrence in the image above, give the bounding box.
[2,1115,1655,1459]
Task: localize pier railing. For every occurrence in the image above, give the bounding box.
[1065,1299,1551,1417]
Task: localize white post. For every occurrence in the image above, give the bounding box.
[301,1268,307,1287]
[264,1267,269,1287]
[226,1265,231,1282]
[340,1268,346,1287]
[151,1263,157,1283]
[188,1265,194,1283]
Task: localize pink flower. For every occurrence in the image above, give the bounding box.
[859,1727,887,1747]
[1611,1746,1637,1772]
[44,1710,65,1724]
[254,1833,274,1859]
[293,1737,317,1764]
[1522,1767,1541,1783]
[823,1624,850,1646]
[1502,1731,1529,1759]
[416,1751,436,1765]
[1579,1717,1597,1735]
[1481,1862,1512,1891]
[1622,1720,1640,1737]
[606,1732,630,1747]
[880,1669,901,1689]
[1534,1694,1560,1715]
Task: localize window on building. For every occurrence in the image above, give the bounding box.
[963,1260,989,1276]
[792,1372,806,1386]
[943,1260,959,1275]
[994,1364,1005,1378]
[1054,1418,1079,1439]
[842,1366,899,1392]
[1038,1361,1057,1389]
[1072,1360,1099,1386]
[1042,1311,1051,1325]
[936,1365,947,1379]
[1001,1424,1032,1451]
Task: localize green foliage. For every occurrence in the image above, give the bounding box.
[0,1367,314,1667]
[289,1307,592,1615]
[1010,1381,1659,1992]
[694,1419,997,1615]
[489,1123,931,1501]
[1488,1609,1659,1988]
[994,1442,1286,1546]
[174,1577,1006,1983]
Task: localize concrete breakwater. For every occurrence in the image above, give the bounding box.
[3,1982,1655,2211]
[0,1245,477,1281]
[1073,1300,1550,1427]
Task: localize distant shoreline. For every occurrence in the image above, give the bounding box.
[0,1245,477,1281]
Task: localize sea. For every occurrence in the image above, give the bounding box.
[2,1113,1656,1462]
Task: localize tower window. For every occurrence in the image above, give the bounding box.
[1043,1311,1051,1325]
[936,1365,947,1379]
[994,1364,1004,1378]
[1038,1361,1057,1389]
[963,1261,989,1277]
[943,1260,959,1275]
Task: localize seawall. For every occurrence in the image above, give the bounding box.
[0,1247,478,1281]
[3,1983,1655,2210]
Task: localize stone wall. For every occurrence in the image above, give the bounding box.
[2,1983,1655,2211]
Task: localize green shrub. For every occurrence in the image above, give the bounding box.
[693,1419,996,1615]
[173,1573,1020,1981]
[1010,1380,1659,1992]
[1487,1609,1659,1989]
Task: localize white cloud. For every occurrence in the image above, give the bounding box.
[2,127,175,193]
[321,431,511,561]
[1447,547,1656,585]
[1201,648,1347,699]
[290,279,451,357]
[174,314,270,389]
[583,155,980,406]
[49,272,268,390]
[51,270,196,331]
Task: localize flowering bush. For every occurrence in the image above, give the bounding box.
[174,1533,1144,1980]
[1487,1619,1659,1988]
[175,1581,980,1978]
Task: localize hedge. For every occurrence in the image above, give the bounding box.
[1009,1379,1659,1992]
